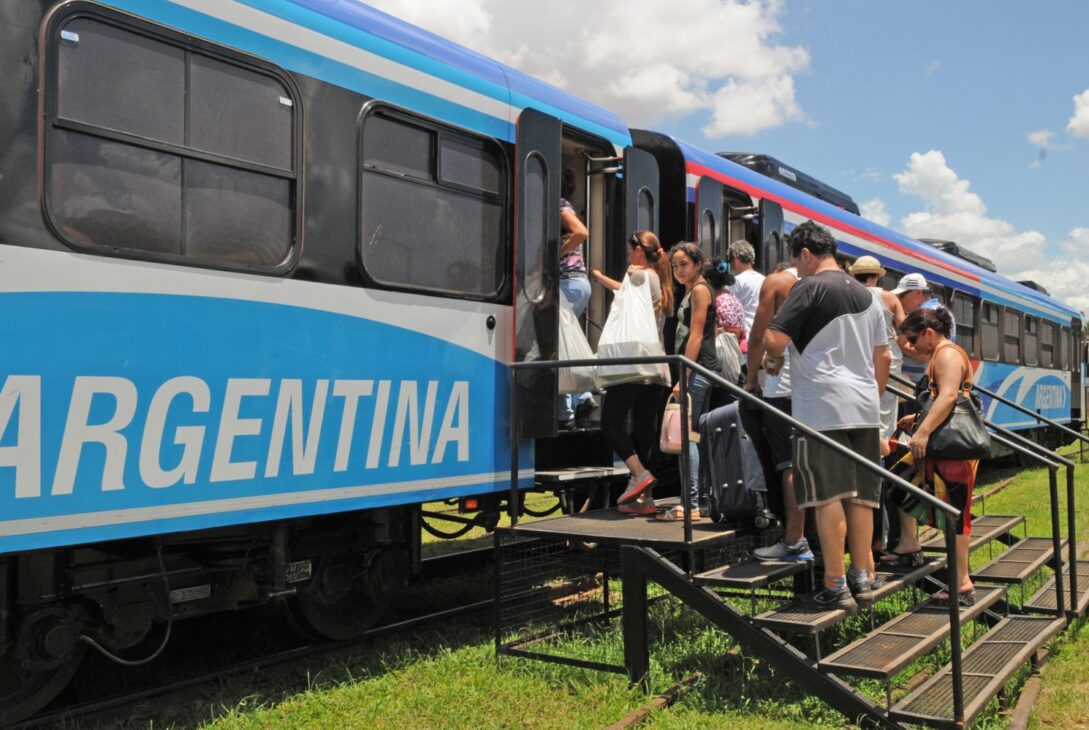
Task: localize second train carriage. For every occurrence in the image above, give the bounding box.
[631,130,1085,446]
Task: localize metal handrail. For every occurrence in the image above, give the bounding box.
[510,354,964,722]
[889,371,1089,445]
[887,383,1077,617]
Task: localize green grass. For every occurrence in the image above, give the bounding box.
[168,458,1088,729]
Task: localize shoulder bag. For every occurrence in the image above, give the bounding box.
[915,343,990,460]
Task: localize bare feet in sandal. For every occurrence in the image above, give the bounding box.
[655,506,701,522]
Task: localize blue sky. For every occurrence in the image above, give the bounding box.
[371,0,1089,311]
[680,1,1089,255]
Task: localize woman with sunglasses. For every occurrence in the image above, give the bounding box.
[888,306,978,606]
[591,231,673,515]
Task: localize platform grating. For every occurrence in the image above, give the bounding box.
[1024,563,1089,615]
[971,537,1065,584]
[922,514,1024,553]
[818,586,1004,679]
[693,559,808,589]
[890,616,1066,728]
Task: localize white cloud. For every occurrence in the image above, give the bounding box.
[366,0,810,138]
[860,198,890,226]
[1027,129,1054,149]
[925,60,942,77]
[1014,229,1089,315]
[892,151,1089,314]
[893,150,1047,274]
[1067,90,1089,139]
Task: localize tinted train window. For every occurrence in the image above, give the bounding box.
[637,189,654,231]
[951,292,978,358]
[1023,316,1039,366]
[360,109,507,298]
[1003,309,1022,363]
[981,302,1000,361]
[1060,328,1072,370]
[47,14,296,272]
[1040,321,1055,368]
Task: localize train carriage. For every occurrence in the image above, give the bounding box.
[632,130,1085,446]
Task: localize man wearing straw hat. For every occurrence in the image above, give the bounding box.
[848,256,905,445]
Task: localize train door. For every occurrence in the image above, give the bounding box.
[695,177,723,258]
[512,109,562,438]
[758,199,785,274]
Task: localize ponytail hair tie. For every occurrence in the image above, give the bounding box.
[716,261,729,274]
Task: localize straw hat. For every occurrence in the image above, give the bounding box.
[847,255,886,277]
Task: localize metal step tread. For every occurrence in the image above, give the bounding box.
[889,615,1066,729]
[818,586,1004,679]
[971,537,1067,585]
[534,465,630,483]
[1024,560,1089,615]
[922,514,1024,553]
[754,556,945,635]
[694,559,809,589]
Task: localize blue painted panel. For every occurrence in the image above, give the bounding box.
[974,362,1071,430]
[0,293,531,553]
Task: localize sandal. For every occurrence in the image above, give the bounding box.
[655,506,701,522]
[879,549,924,568]
[931,588,976,607]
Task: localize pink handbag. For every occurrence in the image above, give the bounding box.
[659,394,699,455]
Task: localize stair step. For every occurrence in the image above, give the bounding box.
[694,559,809,589]
[1024,559,1089,615]
[889,615,1066,728]
[754,556,945,635]
[922,514,1024,553]
[818,586,1004,679]
[971,537,1067,585]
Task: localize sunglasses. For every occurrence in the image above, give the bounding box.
[906,329,927,346]
[628,236,642,250]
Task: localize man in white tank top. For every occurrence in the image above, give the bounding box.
[743,264,811,562]
[848,256,905,443]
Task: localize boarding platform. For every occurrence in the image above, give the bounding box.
[499,355,1084,728]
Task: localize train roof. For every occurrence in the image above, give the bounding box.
[97,0,631,149]
[659,134,1082,324]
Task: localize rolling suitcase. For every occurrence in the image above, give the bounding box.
[698,402,772,527]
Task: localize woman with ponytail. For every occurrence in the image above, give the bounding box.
[591,231,673,515]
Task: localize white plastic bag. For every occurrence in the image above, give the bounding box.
[715,330,743,385]
[594,274,670,388]
[557,301,596,394]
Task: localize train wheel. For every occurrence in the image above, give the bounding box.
[0,642,85,725]
[285,548,408,641]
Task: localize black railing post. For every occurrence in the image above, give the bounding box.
[508,367,520,527]
[1049,466,1066,617]
[945,522,965,725]
[621,545,651,691]
[678,364,693,547]
[1067,464,1080,615]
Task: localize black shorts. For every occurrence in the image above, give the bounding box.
[793,427,881,509]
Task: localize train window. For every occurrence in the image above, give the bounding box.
[47,13,297,272]
[637,188,654,231]
[521,154,547,302]
[438,136,502,195]
[880,268,903,293]
[1040,321,1055,368]
[57,18,185,145]
[951,292,978,358]
[1060,327,1072,370]
[700,210,716,253]
[1002,309,1022,363]
[980,302,1000,361]
[189,54,294,171]
[360,108,507,299]
[1023,316,1039,366]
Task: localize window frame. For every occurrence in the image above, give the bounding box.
[357,100,510,301]
[1002,307,1023,365]
[1023,315,1040,367]
[980,301,1001,362]
[950,290,979,359]
[41,3,302,275]
[1040,320,1055,369]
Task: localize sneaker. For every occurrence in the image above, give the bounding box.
[574,397,599,427]
[754,537,814,562]
[618,471,656,504]
[618,499,657,516]
[847,574,886,607]
[797,585,857,614]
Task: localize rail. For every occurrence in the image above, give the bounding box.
[509,354,967,723]
[887,379,1080,618]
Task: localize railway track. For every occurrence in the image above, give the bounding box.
[17,548,500,728]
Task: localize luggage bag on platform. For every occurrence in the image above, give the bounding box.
[698,402,772,527]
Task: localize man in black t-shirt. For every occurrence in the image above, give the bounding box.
[765,221,891,613]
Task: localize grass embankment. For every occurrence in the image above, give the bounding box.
[175,460,1089,729]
